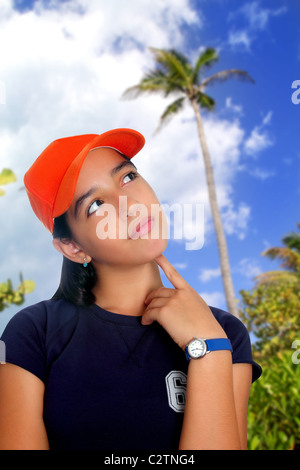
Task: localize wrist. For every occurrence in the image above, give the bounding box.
[186,347,233,377]
[181,326,227,351]
[184,337,232,362]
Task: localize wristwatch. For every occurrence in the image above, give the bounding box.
[185,337,232,362]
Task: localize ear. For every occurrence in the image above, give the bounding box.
[52,238,92,265]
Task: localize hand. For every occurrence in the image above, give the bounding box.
[142,254,227,350]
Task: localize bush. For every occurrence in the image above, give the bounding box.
[247,350,300,450]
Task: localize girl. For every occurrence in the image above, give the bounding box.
[0,128,261,450]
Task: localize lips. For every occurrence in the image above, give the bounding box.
[129,216,154,239]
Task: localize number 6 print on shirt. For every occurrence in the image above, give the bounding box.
[165,370,187,413]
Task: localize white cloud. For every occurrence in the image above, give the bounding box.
[244,111,274,157]
[173,262,187,270]
[199,291,225,309]
[248,167,275,181]
[0,80,5,105]
[0,0,13,19]
[225,97,243,115]
[235,258,261,280]
[227,1,287,51]
[0,0,199,168]
[228,30,252,51]
[222,202,251,240]
[199,267,221,283]
[244,127,273,156]
[239,2,287,31]
[262,111,273,126]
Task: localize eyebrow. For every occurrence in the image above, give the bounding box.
[74,159,137,218]
[111,159,136,176]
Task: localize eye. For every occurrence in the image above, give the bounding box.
[88,199,104,216]
[122,171,138,185]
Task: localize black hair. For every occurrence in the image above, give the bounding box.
[52,212,97,306]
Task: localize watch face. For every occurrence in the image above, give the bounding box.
[187,338,207,359]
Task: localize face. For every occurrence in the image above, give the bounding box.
[66,147,168,268]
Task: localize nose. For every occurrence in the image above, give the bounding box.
[118,195,144,220]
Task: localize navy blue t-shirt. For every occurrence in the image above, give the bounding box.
[0,298,261,450]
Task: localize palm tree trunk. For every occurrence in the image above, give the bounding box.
[190,98,239,318]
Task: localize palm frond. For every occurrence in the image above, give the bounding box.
[200,69,255,89]
[192,47,219,83]
[282,229,300,253]
[195,91,215,111]
[122,53,189,100]
[149,47,192,87]
[263,247,300,272]
[155,97,186,133]
[122,70,170,99]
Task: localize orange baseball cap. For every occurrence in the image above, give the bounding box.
[24,128,145,233]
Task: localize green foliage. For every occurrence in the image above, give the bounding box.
[240,274,300,361]
[240,223,300,362]
[0,168,35,311]
[0,275,35,312]
[240,224,300,449]
[0,168,16,196]
[247,351,300,450]
[283,224,300,252]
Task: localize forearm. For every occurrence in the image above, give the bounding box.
[0,364,49,450]
[179,351,241,450]
[142,255,247,449]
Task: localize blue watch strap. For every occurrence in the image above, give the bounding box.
[206,338,232,352]
[185,338,232,362]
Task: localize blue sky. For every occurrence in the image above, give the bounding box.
[0,0,299,333]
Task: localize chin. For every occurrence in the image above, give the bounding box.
[139,237,168,262]
[119,236,167,265]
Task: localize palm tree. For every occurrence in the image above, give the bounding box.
[123,47,254,318]
[256,223,300,285]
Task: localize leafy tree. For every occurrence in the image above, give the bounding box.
[240,224,300,362]
[240,225,300,449]
[123,47,254,317]
[0,168,35,312]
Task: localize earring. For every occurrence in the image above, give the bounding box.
[83,258,88,268]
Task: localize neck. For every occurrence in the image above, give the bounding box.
[92,260,163,317]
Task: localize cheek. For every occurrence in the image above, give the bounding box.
[134,177,160,202]
[144,184,160,205]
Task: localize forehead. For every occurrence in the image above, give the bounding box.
[83,147,126,171]
[76,147,126,184]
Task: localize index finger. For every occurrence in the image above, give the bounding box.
[154,254,188,290]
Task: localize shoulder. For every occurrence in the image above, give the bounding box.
[1,298,83,351]
[209,306,248,339]
[209,306,262,382]
[2,298,78,332]
[0,299,81,383]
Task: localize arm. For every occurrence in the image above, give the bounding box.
[232,362,252,450]
[179,358,252,450]
[0,363,49,450]
[143,254,252,450]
